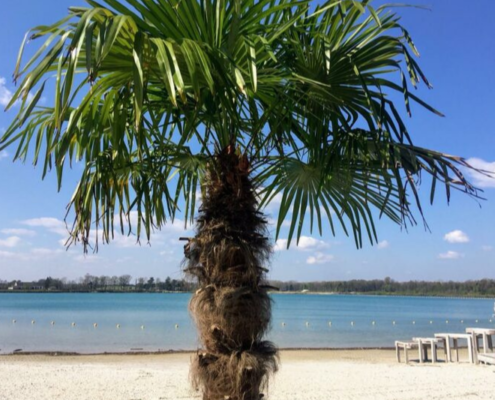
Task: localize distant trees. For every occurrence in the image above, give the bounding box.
[1,276,495,297]
[0,274,194,292]
[269,278,495,297]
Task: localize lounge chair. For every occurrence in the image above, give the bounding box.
[467,328,495,364]
[395,340,418,363]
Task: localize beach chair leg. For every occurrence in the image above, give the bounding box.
[418,345,423,363]
[472,333,479,364]
[483,334,489,354]
[432,344,437,364]
[467,339,474,364]
[396,345,400,363]
[405,347,409,364]
[488,335,493,352]
[453,338,458,362]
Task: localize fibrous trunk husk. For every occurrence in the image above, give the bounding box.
[185,145,278,400]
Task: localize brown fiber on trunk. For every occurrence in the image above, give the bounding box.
[184,145,278,400]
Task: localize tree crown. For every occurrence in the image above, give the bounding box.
[0,0,481,250]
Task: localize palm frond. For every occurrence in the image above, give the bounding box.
[1,0,483,250]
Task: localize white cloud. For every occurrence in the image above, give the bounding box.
[438,251,463,260]
[261,192,283,212]
[0,236,21,248]
[0,77,14,107]
[21,217,67,236]
[0,247,65,261]
[0,76,34,108]
[307,252,335,265]
[377,240,389,249]
[465,158,495,188]
[0,250,16,258]
[274,239,288,251]
[298,236,329,250]
[113,234,140,248]
[1,228,36,237]
[31,248,64,256]
[444,230,469,244]
[274,236,329,252]
[0,150,8,160]
[482,245,493,252]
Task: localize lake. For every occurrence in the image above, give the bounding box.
[0,293,494,353]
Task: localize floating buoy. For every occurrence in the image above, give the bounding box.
[372,321,376,325]
[412,321,416,325]
[281,322,286,327]
[12,319,16,324]
[429,321,433,324]
[446,320,449,324]
[31,320,35,325]
[116,324,120,329]
[392,321,396,325]
[328,321,332,326]
[175,324,179,329]
[71,322,76,327]
[461,320,464,324]
[93,323,98,328]
[351,321,354,326]
[51,321,55,326]
[475,319,479,323]
[141,325,145,330]
[305,321,310,327]
[490,319,493,323]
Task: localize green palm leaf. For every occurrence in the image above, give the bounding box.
[1,0,482,251]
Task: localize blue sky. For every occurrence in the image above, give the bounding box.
[0,0,494,283]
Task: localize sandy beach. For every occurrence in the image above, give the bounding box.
[0,349,494,399]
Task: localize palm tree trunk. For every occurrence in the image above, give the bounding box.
[185,145,278,400]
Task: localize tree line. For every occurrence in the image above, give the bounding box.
[0,273,195,292]
[269,277,495,297]
[2,275,495,297]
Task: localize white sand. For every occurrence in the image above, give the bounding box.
[0,350,494,399]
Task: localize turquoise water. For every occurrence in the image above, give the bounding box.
[0,293,494,354]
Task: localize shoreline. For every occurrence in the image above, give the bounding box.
[1,346,401,357]
[1,290,494,299]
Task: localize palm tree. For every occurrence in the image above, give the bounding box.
[1,1,481,399]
